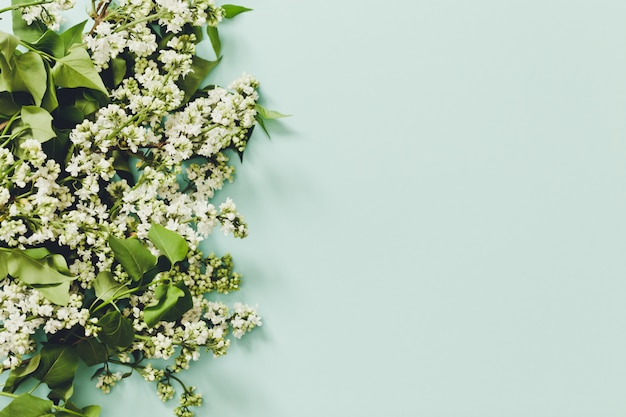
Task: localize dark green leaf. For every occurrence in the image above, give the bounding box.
[32,345,79,388]
[76,338,109,366]
[3,354,41,393]
[59,20,87,54]
[177,55,221,104]
[51,46,107,94]
[148,223,188,265]
[0,92,20,116]
[206,26,221,57]
[41,62,58,112]
[111,58,126,87]
[19,106,56,142]
[222,4,253,18]
[160,284,193,323]
[0,393,53,417]
[144,284,185,327]
[47,380,73,402]
[0,251,7,279]
[108,236,156,281]
[98,310,134,348]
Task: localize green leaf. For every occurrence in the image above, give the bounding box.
[177,55,221,104]
[111,58,126,87]
[108,236,157,281]
[160,284,193,323]
[0,31,19,62]
[47,380,73,402]
[12,0,47,42]
[0,92,21,116]
[6,250,76,285]
[0,51,48,106]
[98,310,134,348]
[148,223,188,265]
[0,251,7,279]
[33,281,71,306]
[3,354,41,393]
[19,106,56,142]
[222,4,253,18]
[206,26,221,57]
[51,46,107,94]
[59,20,87,54]
[0,393,53,417]
[76,338,108,366]
[255,113,271,138]
[24,30,64,59]
[32,345,79,388]
[144,284,185,327]
[41,62,58,112]
[93,271,129,301]
[256,104,290,119]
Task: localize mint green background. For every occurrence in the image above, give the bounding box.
[4,0,626,415]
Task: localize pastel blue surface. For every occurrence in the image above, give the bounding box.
[3,0,626,416]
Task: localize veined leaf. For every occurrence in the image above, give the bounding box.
[33,281,71,306]
[222,4,253,18]
[7,51,47,106]
[23,30,64,59]
[3,354,41,393]
[108,236,156,281]
[0,393,53,417]
[32,345,79,388]
[6,250,76,285]
[93,271,129,302]
[51,46,108,94]
[59,20,87,54]
[98,310,134,348]
[148,223,188,265]
[144,284,185,327]
[19,106,56,142]
[0,31,19,62]
[11,0,47,42]
[47,380,74,402]
[76,338,108,366]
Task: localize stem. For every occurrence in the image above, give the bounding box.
[0,0,55,15]
[19,41,54,62]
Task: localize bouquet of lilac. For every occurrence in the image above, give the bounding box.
[0,0,284,415]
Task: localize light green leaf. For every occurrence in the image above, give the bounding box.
[98,310,134,348]
[32,345,79,388]
[22,247,50,259]
[3,354,41,393]
[24,30,64,59]
[0,251,7,279]
[19,106,56,142]
[0,31,19,62]
[41,62,58,112]
[9,51,47,106]
[148,223,188,265]
[108,236,156,281]
[0,393,53,417]
[76,338,108,366]
[6,250,76,285]
[12,0,47,42]
[51,46,107,94]
[206,26,221,57]
[256,104,290,119]
[144,284,185,327]
[93,271,129,302]
[177,55,221,104]
[222,4,253,18]
[59,20,87,54]
[33,282,71,306]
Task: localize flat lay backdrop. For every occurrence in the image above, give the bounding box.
[5,0,626,416]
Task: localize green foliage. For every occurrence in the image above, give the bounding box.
[108,236,157,281]
[206,26,221,57]
[18,106,56,142]
[51,46,108,94]
[23,30,64,59]
[59,21,87,54]
[32,345,79,389]
[177,55,221,103]
[76,339,108,367]
[97,310,135,348]
[3,355,41,393]
[93,271,129,302]
[144,284,192,327]
[148,223,188,265]
[0,393,53,417]
[222,4,253,18]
